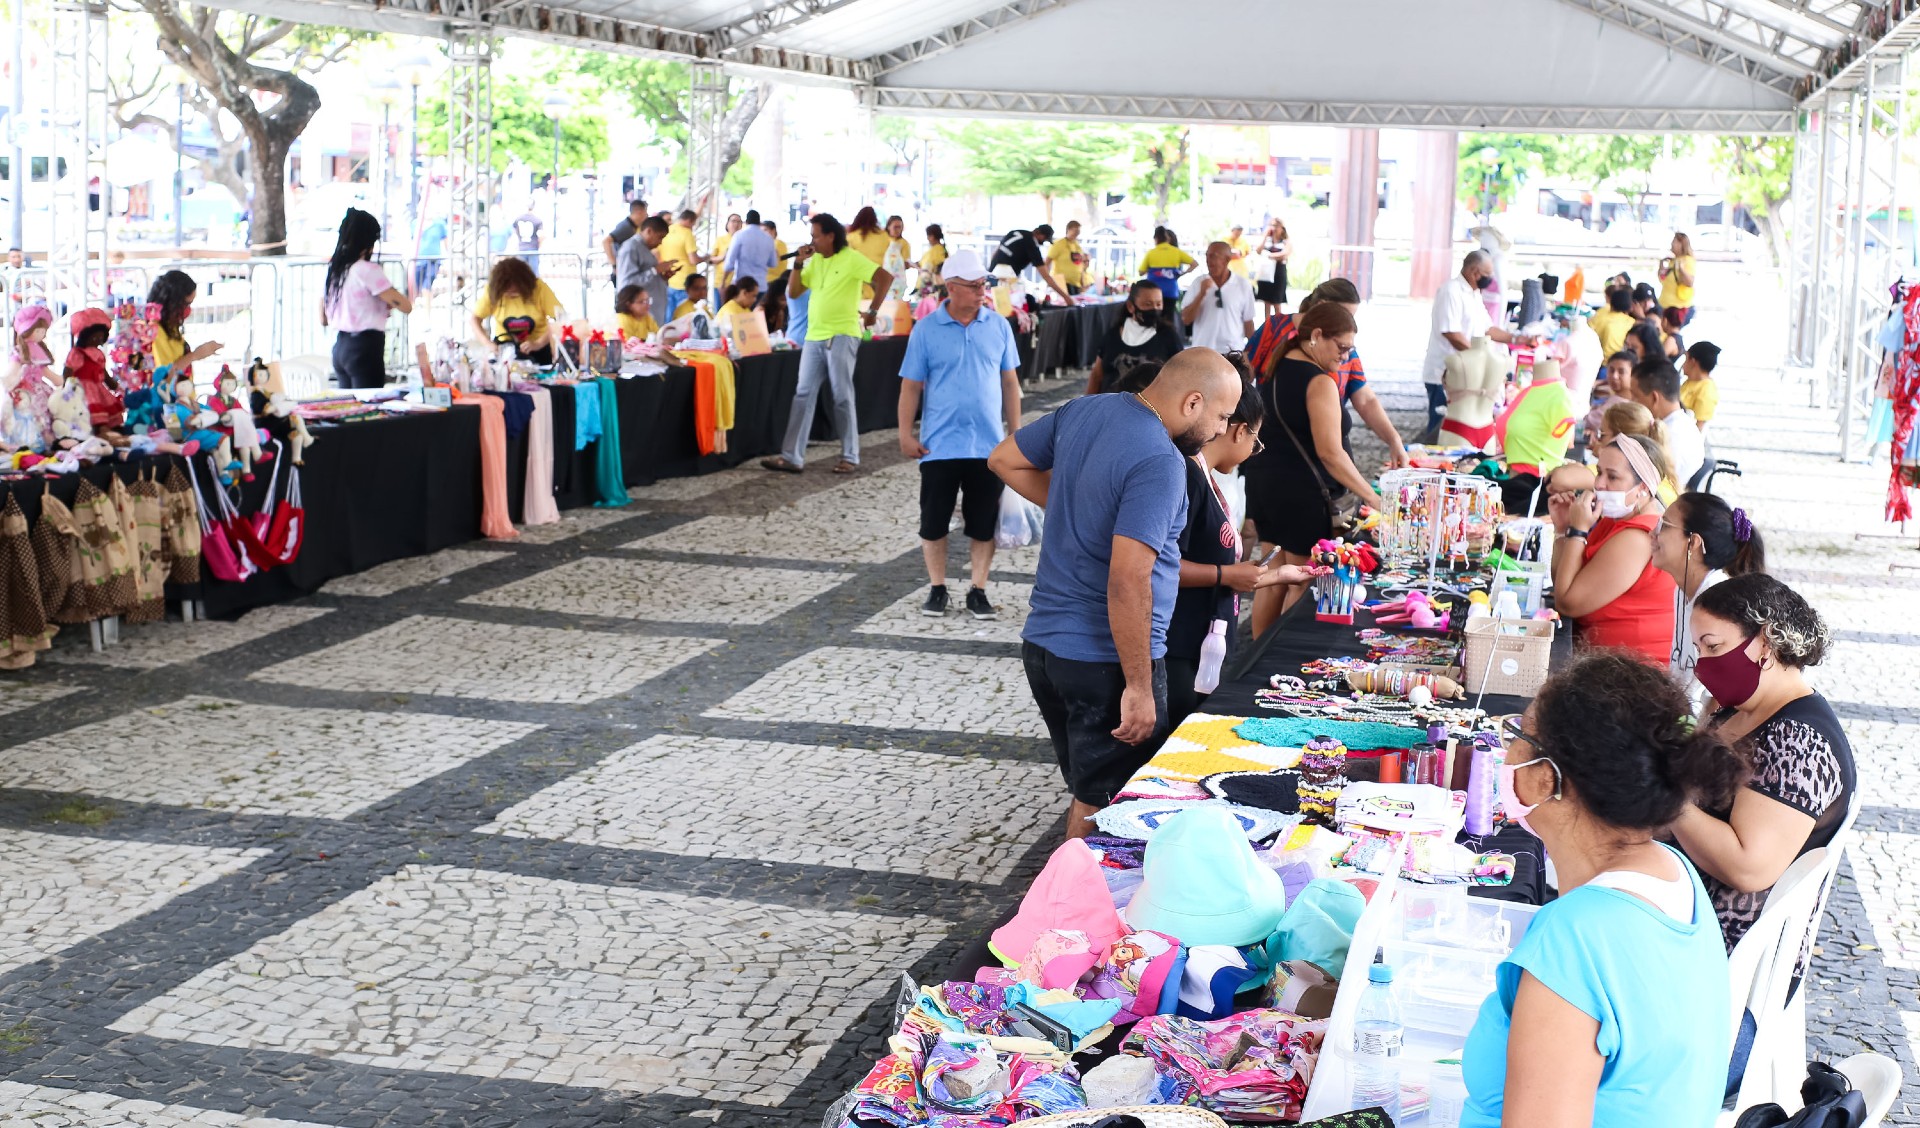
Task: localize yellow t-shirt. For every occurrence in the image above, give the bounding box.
[474,280,561,344]
[153,327,188,373]
[616,312,658,340]
[848,229,893,301]
[712,232,734,287]
[1680,377,1719,425]
[769,239,790,282]
[799,248,879,341]
[890,235,913,266]
[715,299,755,335]
[1587,309,1636,358]
[671,299,700,321]
[1139,244,1196,272]
[921,243,948,276]
[1226,235,1252,276]
[1659,255,1696,308]
[660,224,700,288]
[1049,238,1086,287]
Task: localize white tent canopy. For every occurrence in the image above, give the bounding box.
[192,0,1920,132]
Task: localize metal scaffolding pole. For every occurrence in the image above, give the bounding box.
[1810,91,1853,413]
[686,63,727,249]
[1841,57,1907,463]
[447,28,494,321]
[50,0,109,304]
[1787,104,1822,370]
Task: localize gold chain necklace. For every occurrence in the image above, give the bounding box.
[1133,392,1164,426]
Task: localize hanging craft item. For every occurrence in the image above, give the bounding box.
[1890,281,1920,522]
[186,456,255,584]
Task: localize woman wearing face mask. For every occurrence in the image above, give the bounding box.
[1549,433,1676,662]
[1464,653,1740,1128]
[1670,573,1854,950]
[1244,302,1384,634]
[1650,492,1767,700]
[1085,280,1180,394]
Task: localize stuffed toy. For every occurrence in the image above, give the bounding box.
[46,435,114,472]
[162,372,235,484]
[65,307,125,439]
[206,364,265,481]
[47,374,91,451]
[5,303,58,454]
[250,358,313,465]
[107,299,157,396]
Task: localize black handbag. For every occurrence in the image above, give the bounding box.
[1266,373,1360,538]
[1733,1061,1868,1128]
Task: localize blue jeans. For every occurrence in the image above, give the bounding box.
[781,334,860,468]
[1425,382,1449,433]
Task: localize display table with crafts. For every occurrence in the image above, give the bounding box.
[835,473,1571,1128]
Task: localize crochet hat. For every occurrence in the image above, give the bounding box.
[1125,805,1287,947]
[69,307,111,337]
[989,839,1126,967]
[13,303,52,335]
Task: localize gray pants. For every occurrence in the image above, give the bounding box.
[780,334,861,468]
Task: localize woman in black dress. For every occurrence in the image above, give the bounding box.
[1244,301,1383,635]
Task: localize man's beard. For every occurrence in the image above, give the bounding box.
[1172,422,1213,457]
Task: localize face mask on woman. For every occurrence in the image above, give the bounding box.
[1595,486,1641,519]
[1131,307,1158,328]
[1694,635,1765,707]
[1497,756,1560,836]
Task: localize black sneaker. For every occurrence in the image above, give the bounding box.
[966,586,998,620]
[921,585,950,616]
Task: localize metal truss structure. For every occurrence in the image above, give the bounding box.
[686,63,728,247]
[445,28,493,319]
[50,0,109,305]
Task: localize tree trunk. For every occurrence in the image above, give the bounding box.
[1083,191,1100,227]
[249,131,292,256]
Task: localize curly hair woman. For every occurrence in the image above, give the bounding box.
[470,257,562,365]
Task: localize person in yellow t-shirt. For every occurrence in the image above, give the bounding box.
[1047,219,1088,294]
[1587,286,1637,359]
[886,214,913,272]
[921,223,949,284]
[1225,225,1252,277]
[660,209,702,306]
[1680,341,1720,430]
[1658,232,1697,323]
[471,257,563,363]
[715,277,761,334]
[711,213,743,289]
[1139,226,1197,303]
[670,275,711,322]
[847,206,891,302]
[146,268,224,380]
[764,221,790,283]
[615,284,659,341]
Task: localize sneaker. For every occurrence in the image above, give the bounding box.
[921,585,950,616]
[966,586,998,620]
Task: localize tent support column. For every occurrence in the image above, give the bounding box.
[1788,104,1822,373]
[1409,130,1456,301]
[687,63,727,248]
[1330,128,1379,301]
[1810,90,1852,414]
[447,27,493,321]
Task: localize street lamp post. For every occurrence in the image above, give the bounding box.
[541,93,571,258]
[396,52,436,242]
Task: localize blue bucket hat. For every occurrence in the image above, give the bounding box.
[1124,804,1287,947]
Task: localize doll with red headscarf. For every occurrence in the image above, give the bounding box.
[65,307,126,438]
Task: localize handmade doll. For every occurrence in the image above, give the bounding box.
[163,372,234,484]
[65,307,125,439]
[47,374,93,451]
[206,364,264,481]
[251,359,314,465]
[5,304,58,454]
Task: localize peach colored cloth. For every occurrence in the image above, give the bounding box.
[522,387,560,526]
[454,392,517,539]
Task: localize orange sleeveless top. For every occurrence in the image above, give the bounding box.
[1575,513,1676,663]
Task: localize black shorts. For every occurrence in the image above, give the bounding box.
[1022,641,1169,808]
[919,457,1002,543]
[331,329,387,389]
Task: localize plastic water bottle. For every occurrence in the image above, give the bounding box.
[1351,950,1403,1120]
[1194,620,1229,693]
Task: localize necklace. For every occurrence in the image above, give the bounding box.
[1133,392,1165,426]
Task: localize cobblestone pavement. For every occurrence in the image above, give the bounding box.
[1,301,1916,1126]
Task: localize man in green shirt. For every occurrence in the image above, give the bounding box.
[764,212,894,474]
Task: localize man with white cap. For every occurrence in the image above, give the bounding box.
[898,248,1023,619]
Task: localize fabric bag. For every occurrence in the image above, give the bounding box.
[995,486,1044,549]
[727,308,773,356]
[187,456,254,584]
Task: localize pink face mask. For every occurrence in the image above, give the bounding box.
[1497,756,1560,836]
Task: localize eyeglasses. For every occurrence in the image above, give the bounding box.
[1250,435,1266,454]
[1501,715,1544,756]
[1214,289,1224,308]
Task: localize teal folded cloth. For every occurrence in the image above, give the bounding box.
[591,378,629,508]
[1235,716,1428,751]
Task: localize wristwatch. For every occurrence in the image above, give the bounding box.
[1563,527,1591,540]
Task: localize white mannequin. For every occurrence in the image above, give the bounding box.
[1562,319,1601,409]
[1441,335,1510,448]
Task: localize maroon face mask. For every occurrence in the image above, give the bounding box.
[1694,634,1764,707]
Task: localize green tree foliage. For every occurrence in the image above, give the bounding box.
[564,50,769,208]
[1713,135,1794,264]
[1130,125,1199,224]
[939,121,1135,218]
[1457,133,1688,213]
[418,73,608,173]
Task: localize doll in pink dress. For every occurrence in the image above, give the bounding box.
[4,304,58,454]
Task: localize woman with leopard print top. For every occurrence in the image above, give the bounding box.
[1670,572,1856,949]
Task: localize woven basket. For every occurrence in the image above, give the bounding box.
[1018,1106,1230,1128]
[1461,616,1556,698]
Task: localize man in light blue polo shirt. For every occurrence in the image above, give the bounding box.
[899,248,1023,620]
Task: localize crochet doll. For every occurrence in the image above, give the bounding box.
[248,356,314,465]
[206,364,265,481]
[65,307,126,439]
[163,372,234,484]
[4,304,58,454]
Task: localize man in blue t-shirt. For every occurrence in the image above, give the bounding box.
[990,347,1244,835]
[899,249,1023,621]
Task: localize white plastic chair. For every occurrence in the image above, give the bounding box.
[1837,1052,1904,1127]
[1720,803,1859,1120]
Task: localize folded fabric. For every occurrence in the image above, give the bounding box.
[1125,805,1287,947]
[924,1032,1009,1113]
[990,839,1126,968]
[1114,773,1213,802]
[1203,769,1304,814]
[1268,877,1367,977]
[1336,782,1460,834]
[1094,798,1296,844]
[1122,1008,1328,1123]
[1016,928,1101,991]
[1174,944,1261,1020]
[1084,834,1148,870]
[1081,930,1183,1023]
[1235,716,1428,751]
[1003,982,1124,1047]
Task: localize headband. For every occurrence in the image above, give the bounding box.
[12,304,52,336]
[1731,507,1753,543]
[1608,435,1663,495]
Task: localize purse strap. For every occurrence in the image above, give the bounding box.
[1265,367,1342,521]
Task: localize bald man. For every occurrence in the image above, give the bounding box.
[990,347,1243,838]
[1183,240,1256,352]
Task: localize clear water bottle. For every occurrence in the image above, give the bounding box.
[1351,949,1403,1120]
[1194,620,1229,693]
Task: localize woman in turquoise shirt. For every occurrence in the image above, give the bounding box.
[1463,653,1743,1128]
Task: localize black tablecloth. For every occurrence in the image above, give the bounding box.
[195,408,482,617]
[0,452,187,529]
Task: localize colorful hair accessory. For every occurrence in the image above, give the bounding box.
[1731,507,1753,543]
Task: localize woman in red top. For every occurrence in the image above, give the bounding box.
[1549,434,1677,662]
